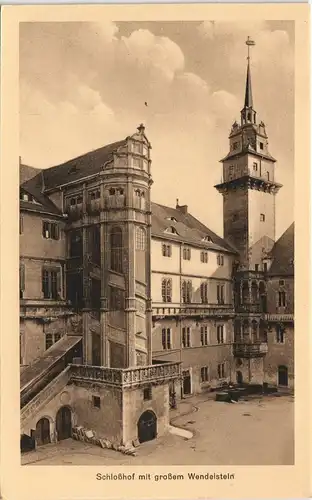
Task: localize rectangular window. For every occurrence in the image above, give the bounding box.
[162,244,172,257]
[182,327,191,348]
[218,363,226,379]
[182,280,192,303]
[183,248,191,260]
[260,142,264,150]
[217,254,224,266]
[161,278,172,303]
[143,386,152,401]
[89,190,101,201]
[263,262,268,272]
[276,325,285,344]
[217,285,225,305]
[279,280,285,286]
[253,162,258,171]
[200,366,209,383]
[133,157,143,169]
[255,264,259,272]
[278,291,286,307]
[233,142,239,150]
[200,251,208,263]
[162,328,171,350]
[42,221,60,240]
[42,268,61,300]
[260,214,265,222]
[217,325,225,344]
[109,287,124,310]
[200,283,208,304]
[20,264,25,299]
[200,326,209,346]
[133,142,142,154]
[45,332,63,351]
[267,171,270,181]
[92,396,101,409]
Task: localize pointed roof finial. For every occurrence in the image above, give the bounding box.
[137,123,145,135]
[244,36,255,109]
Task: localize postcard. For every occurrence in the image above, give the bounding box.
[0,3,310,499]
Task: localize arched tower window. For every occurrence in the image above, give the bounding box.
[136,227,146,251]
[110,227,123,273]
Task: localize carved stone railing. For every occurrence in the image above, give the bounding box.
[236,304,264,314]
[152,305,235,319]
[70,362,181,388]
[21,366,71,424]
[233,341,268,358]
[264,313,294,323]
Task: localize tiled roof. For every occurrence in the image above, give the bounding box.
[151,202,238,254]
[41,140,127,191]
[268,223,294,276]
[19,164,42,185]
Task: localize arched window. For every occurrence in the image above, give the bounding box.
[110,227,123,273]
[136,227,146,251]
[161,278,172,303]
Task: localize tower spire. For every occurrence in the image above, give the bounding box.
[241,36,256,125]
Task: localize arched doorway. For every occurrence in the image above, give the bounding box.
[56,406,72,441]
[236,370,243,385]
[35,418,51,446]
[278,365,288,387]
[137,410,157,444]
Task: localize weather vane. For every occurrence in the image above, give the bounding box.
[246,36,256,61]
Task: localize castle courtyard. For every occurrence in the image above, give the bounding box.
[22,393,294,466]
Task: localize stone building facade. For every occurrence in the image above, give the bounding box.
[20,49,294,451]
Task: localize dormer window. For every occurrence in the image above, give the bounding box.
[166,217,177,223]
[69,165,77,174]
[259,142,264,150]
[20,190,40,204]
[203,235,212,243]
[233,142,239,150]
[165,226,178,235]
[253,162,258,171]
[260,213,265,222]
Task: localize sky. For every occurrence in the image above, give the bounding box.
[19,21,294,239]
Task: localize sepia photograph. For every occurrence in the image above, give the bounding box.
[19,19,295,466]
[0,4,310,500]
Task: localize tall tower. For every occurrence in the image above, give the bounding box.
[215,37,282,271]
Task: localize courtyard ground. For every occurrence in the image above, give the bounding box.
[22,392,294,466]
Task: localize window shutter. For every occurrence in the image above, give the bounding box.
[55,223,60,240]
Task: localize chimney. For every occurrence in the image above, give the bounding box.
[176,199,188,214]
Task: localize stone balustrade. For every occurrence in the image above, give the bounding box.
[233,341,268,358]
[264,313,294,322]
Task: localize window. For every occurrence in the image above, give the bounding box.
[267,172,270,181]
[218,363,226,379]
[133,157,143,169]
[134,189,145,210]
[182,280,192,303]
[260,142,264,150]
[200,326,209,346]
[201,366,209,383]
[182,327,191,348]
[133,142,142,154]
[45,332,63,351]
[279,280,285,286]
[136,227,146,251]
[233,142,239,150]
[161,278,172,303]
[89,189,100,201]
[69,194,83,206]
[278,291,286,307]
[217,325,225,344]
[42,268,61,300]
[200,283,208,304]
[20,215,23,235]
[110,227,123,273]
[143,386,152,401]
[20,264,25,299]
[183,248,191,260]
[92,396,101,409]
[228,165,234,178]
[162,244,172,257]
[276,325,285,344]
[255,264,259,271]
[42,221,60,240]
[69,230,83,258]
[200,251,208,263]
[253,162,258,171]
[109,287,124,310]
[263,262,268,272]
[217,285,225,305]
[260,213,265,222]
[217,254,224,266]
[162,328,171,350]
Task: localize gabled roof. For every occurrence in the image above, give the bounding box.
[40,140,127,191]
[20,167,62,217]
[19,164,42,185]
[268,223,294,276]
[151,202,238,254]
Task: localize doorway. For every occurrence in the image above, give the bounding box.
[182,370,191,395]
[137,410,157,443]
[278,365,288,387]
[56,406,72,441]
[35,418,51,446]
[236,370,243,385]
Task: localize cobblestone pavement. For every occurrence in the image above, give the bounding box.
[22,393,294,466]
